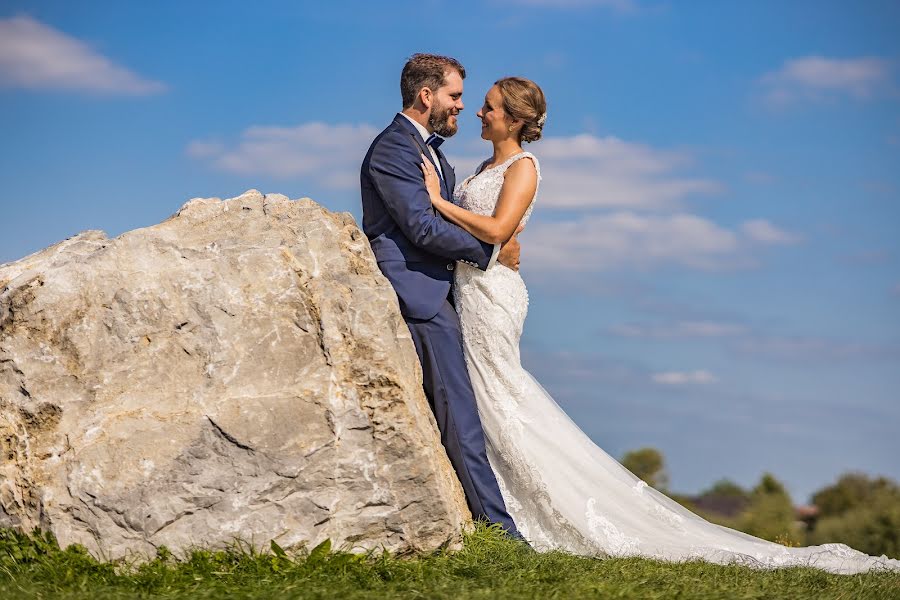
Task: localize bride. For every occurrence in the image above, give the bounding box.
[419,76,900,575]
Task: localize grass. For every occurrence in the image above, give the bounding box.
[1,525,898,599]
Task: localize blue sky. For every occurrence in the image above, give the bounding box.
[2,1,898,503]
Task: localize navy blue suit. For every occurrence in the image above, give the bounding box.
[361,114,520,536]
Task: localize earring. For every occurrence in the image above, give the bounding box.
[508,126,514,132]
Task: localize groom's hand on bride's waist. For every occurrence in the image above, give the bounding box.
[498,224,525,271]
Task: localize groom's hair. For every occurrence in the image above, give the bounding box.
[401,53,466,109]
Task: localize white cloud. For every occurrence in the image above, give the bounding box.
[652,370,717,385]
[195,124,722,211]
[524,212,740,271]
[0,15,166,95]
[731,335,900,363]
[450,133,799,272]
[522,212,799,272]
[740,219,803,244]
[190,126,721,210]
[187,122,800,273]
[760,56,891,107]
[610,320,747,339]
[526,134,722,211]
[187,122,380,189]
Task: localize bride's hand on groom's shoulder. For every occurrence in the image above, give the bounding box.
[419,155,442,203]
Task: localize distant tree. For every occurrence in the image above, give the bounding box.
[703,479,749,500]
[754,473,788,496]
[737,473,801,545]
[692,479,751,521]
[808,473,900,559]
[667,493,698,511]
[808,486,900,559]
[811,472,896,518]
[621,447,669,491]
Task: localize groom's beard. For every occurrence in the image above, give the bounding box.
[429,102,458,137]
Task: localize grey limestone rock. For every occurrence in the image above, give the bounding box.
[0,190,471,560]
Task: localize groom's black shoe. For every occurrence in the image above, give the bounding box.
[474,518,534,551]
[503,529,535,552]
[509,535,536,553]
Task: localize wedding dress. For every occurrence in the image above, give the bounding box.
[451,151,900,575]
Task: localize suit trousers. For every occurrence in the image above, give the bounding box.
[405,298,521,537]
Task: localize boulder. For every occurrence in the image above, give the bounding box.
[0,190,471,560]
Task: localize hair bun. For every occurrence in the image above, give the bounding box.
[495,77,547,144]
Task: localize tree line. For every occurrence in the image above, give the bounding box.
[621,447,900,559]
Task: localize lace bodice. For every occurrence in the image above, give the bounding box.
[453,152,540,227]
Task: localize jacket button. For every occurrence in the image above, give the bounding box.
[446,263,455,271]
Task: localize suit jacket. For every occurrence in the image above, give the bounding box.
[361,114,494,320]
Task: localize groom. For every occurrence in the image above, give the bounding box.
[360,53,522,538]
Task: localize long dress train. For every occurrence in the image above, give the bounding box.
[452,151,900,575]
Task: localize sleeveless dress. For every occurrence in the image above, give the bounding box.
[451,151,900,574]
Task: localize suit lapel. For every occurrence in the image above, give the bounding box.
[436,148,455,201]
[394,114,454,202]
[396,114,437,166]
[408,131,454,200]
[407,132,443,177]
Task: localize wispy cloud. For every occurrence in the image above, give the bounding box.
[187,122,379,188]
[838,249,890,266]
[740,219,803,244]
[610,320,748,339]
[526,134,722,211]
[731,335,900,363]
[460,133,798,272]
[523,348,649,387]
[192,125,722,211]
[0,15,166,95]
[522,213,799,272]
[759,56,892,108]
[188,121,800,274]
[608,315,900,365]
[652,370,717,385]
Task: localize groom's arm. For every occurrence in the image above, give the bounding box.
[368,133,495,269]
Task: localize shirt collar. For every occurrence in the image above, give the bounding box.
[398,112,431,143]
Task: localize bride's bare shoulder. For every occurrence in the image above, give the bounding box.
[503,154,539,185]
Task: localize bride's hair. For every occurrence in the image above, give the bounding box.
[495,77,547,143]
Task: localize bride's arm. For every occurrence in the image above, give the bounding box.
[420,155,537,244]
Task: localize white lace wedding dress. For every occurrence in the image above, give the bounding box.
[452,151,900,575]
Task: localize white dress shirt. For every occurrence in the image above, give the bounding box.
[398,112,501,268]
[399,112,444,179]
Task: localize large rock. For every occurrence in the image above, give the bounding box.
[0,190,471,559]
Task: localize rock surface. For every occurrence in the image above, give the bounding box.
[0,190,471,560]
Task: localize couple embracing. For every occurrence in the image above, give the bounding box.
[359,53,898,575]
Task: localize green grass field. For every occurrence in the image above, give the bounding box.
[2,526,898,599]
